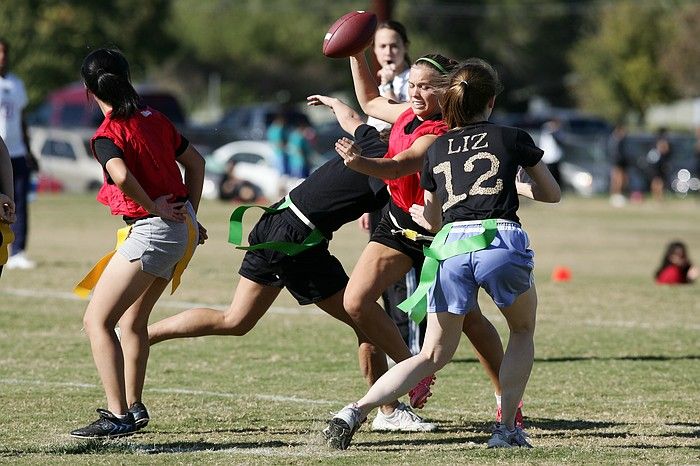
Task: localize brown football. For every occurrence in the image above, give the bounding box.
[322,11,378,58]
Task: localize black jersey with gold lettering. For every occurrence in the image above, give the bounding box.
[421,121,543,224]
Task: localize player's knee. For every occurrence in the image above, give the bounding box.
[418,348,450,371]
[82,314,110,339]
[342,293,364,321]
[221,314,254,336]
[509,319,535,336]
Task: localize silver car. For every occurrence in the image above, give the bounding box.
[29,127,103,192]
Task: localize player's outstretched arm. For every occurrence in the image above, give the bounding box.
[307,95,364,136]
[349,51,409,124]
[335,133,436,180]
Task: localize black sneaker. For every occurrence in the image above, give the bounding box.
[70,409,137,439]
[128,402,150,429]
[322,404,365,450]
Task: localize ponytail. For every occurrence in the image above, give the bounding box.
[81,48,141,119]
[442,58,502,128]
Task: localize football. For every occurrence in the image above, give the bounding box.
[322,11,378,58]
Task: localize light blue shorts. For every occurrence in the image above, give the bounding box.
[118,202,198,280]
[428,220,534,315]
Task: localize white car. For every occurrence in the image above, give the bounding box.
[207,140,283,200]
[29,127,103,192]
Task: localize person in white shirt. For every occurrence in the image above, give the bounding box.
[538,118,563,185]
[0,38,38,269]
[366,20,411,132]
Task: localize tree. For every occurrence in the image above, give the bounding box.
[0,0,175,108]
[394,0,592,110]
[166,0,367,107]
[661,2,700,97]
[569,1,677,122]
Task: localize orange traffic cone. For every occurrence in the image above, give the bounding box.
[552,266,572,282]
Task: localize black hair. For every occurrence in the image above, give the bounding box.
[441,58,503,128]
[375,20,411,65]
[655,241,691,279]
[81,48,141,119]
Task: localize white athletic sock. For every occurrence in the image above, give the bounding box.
[113,412,128,420]
[335,403,359,428]
[495,393,502,407]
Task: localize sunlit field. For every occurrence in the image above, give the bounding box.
[1,193,698,464]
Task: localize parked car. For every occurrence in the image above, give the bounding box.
[555,132,698,196]
[29,126,222,200]
[29,126,103,192]
[624,133,699,195]
[27,82,186,129]
[214,103,311,141]
[206,140,282,200]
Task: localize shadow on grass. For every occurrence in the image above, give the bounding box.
[156,426,304,436]
[359,434,487,450]
[0,438,301,456]
[528,418,621,431]
[133,440,300,454]
[453,354,700,364]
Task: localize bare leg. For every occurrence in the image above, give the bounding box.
[354,312,465,420]
[498,286,537,430]
[148,276,281,344]
[462,304,503,394]
[343,242,414,364]
[314,290,396,412]
[651,176,664,201]
[119,276,170,407]
[82,254,157,415]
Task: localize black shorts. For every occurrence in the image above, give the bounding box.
[650,160,671,180]
[613,154,630,170]
[369,203,430,267]
[238,207,348,305]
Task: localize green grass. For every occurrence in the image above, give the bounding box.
[1,193,699,464]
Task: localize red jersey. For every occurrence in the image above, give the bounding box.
[385,108,448,212]
[92,107,188,217]
[655,265,688,284]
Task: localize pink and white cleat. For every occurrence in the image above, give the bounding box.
[496,400,525,429]
[409,374,435,409]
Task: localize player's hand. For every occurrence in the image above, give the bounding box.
[409,203,431,230]
[377,63,397,88]
[307,95,337,109]
[335,137,361,167]
[197,221,208,245]
[0,194,15,224]
[152,194,186,222]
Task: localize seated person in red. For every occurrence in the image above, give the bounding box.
[655,241,698,284]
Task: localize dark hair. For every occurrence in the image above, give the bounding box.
[0,38,8,50]
[413,53,458,76]
[81,48,141,119]
[375,20,411,65]
[655,241,691,279]
[441,58,503,128]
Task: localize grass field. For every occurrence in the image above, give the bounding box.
[1,193,698,464]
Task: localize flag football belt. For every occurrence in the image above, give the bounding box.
[74,214,197,298]
[0,223,14,266]
[228,195,326,256]
[397,219,498,324]
[388,211,435,242]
